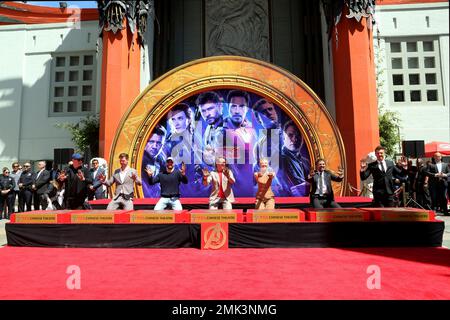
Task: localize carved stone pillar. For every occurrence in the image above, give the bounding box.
[205,0,270,61]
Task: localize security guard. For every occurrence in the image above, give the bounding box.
[18,162,35,212]
[0,167,16,219]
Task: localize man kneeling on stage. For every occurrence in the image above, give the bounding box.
[100,153,142,210]
[202,157,235,209]
[308,158,344,208]
[145,157,188,210]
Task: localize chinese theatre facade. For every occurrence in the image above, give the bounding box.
[1,0,385,196]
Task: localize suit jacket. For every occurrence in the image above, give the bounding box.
[105,167,142,198]
[205,170,235,202]
[63,166,93,200]
[414,166,429,191]
[33,169,51,195]
[426,162,449,187]
[360,160,397,196]
[90,167,106,189]
[308,170,343,201]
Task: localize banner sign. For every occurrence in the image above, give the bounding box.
[248,209,306,222]
[141,89,312,199]
[13,213,57,224]
[71,213,115,224]
[361,208,435,221]
[305,208,370,222]
[191,214,237,223]
[130,213,176,223]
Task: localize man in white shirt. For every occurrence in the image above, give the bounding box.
[360,146,399,207]
[308,158,344,208]
[101,153,142,210]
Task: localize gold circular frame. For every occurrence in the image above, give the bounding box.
[109,56,347,197]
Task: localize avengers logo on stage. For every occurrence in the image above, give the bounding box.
[141,89,311,198]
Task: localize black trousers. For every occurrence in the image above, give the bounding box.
[33,192,48,211]
[431,182,448,214]
[65,197,89,210]
[416,187,432,210]
[0,192,15,218]
[373,191,394,207]
[311,195,341,209]
[19,189,33,211]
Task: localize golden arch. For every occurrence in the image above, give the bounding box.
[109,56,347,197]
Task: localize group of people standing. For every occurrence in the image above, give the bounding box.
[410,152,449,215]
[360,146,449,215]
[0,155,107,218]
[1,161,54,218]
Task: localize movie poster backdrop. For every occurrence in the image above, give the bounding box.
[141,89,311,198]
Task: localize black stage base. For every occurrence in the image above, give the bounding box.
[6,221,444,248]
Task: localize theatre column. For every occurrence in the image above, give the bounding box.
[99,22,140,161]
[331,9,380,191]
[97,1,152,161]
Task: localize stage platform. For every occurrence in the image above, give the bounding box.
[6,208,444,249]
[89,196,373,210]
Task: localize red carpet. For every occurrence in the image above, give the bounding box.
[0,246,449,300]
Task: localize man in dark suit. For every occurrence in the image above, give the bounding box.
[360,146,402,207]
[414,158,431,210]
[426,152,449,215]
[308,158,344,208]
[32,161,51,210]
[18,162,35,211]
[88,158,106,200]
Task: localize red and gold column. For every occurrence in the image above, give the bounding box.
[332,9,380,190]
[99,22,141,161]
